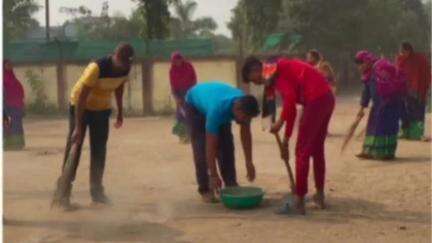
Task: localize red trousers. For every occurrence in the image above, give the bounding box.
[295,92,335,197]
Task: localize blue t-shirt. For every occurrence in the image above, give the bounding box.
[186,81,245,134]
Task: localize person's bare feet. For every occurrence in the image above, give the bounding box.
[312,192,326,209]
[201,192,218,203]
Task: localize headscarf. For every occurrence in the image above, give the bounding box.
[261,57,278,122]
[3,60,25,109]
[355,50,379,82]
[373,58,406,99]
[169,51,197,93]
[171,51,183,62]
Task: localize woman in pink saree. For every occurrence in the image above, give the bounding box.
[3,60,25,150]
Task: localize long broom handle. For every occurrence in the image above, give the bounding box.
[274,133,296,193]
[340,115,363,153]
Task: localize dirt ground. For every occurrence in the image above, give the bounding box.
[4,97,431,243]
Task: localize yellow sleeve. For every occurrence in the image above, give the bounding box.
[79,62,100,87]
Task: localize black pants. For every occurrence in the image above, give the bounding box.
[58,106,111,200]
[185,103,237,194]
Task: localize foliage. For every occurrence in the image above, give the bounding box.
[287,0,429,56]
[227,0,249,56]
[66,1,177,41]
[64,0,216,42]
[59,5,92,17]
[244,0,282,50]
[129,7,148,39]
[228,0,282,53]
[170,0,217,39]
[25,70,58,114]
[133,0,171,39]
[230,0,430,55]
[73,16,141,41]
[25,70,46,105]
[397,0,430,51]
[61,3,142,41]
[54,1,220,52]
[3,0,40,42]
[230,0,431,88]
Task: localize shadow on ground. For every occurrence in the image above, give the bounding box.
[169,195,430,226]
[5,218,189,243]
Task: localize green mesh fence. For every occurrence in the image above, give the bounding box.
[4,38,215,63]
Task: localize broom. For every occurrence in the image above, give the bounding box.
[274,132,296,193]
[51,141,79,208]
[341,115,363,153]
[262,84,296,193]
[261,84,297,214]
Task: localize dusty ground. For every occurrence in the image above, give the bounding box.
[4,97,431,243]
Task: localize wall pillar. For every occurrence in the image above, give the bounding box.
[56,62,66,111]
[141,60,153,115]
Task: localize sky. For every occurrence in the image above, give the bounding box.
[34,0,238,37]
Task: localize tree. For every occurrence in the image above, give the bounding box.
[228,0,250,56]
[286,0,368,53]
[228,0,430,88]
[133,0,171,39]
[129,6,147,39]
[281,0,431,54]
[397,0,430,52]
[244,0,282,50]
[426,0,432,22]
[59,6,92,18]
[230,0,430,56]
[62,4,141,41]
[400,0,427,20]
[170,0,217,39]
[4,0,40,42]
[93,13,141,40]
[228,0,282,53]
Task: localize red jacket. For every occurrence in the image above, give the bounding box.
[274,58,331,138]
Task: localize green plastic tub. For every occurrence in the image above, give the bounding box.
[221,186,264,209]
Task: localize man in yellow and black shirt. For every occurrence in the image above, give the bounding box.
[52,43,134,210]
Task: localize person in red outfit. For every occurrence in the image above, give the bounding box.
[169,51,197,143]
[3,59,26,150]
[242,56,335,215]
[396,42,431,140]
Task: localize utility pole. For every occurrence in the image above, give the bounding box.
[45,0,50,41]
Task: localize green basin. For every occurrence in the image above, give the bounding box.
[221,186,264,209]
